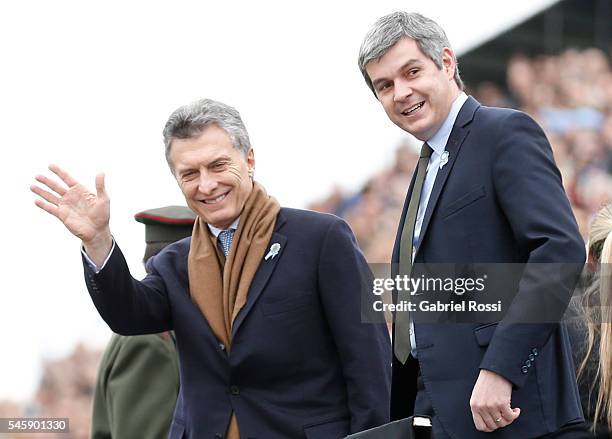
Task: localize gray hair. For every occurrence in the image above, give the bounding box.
[162,98,251,168]
[358,12,464,96]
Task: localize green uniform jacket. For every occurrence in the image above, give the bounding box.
[91,333,179,439]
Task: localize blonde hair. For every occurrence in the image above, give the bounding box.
[579,204,612,431]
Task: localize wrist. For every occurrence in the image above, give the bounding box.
[83,228,112,254]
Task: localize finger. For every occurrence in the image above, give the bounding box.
[501,407,520,426]
[30,184,60,206]
[479,410,499,432]
[48,164,78,187]
[491,412,509,428]
[95,173,107,198]
[500,404,519,420]
[472,412,492,433]
[34,199,59,218]
[492,406,520,429]
[35,174,67,196]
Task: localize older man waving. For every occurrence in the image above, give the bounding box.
[32,98,390,439]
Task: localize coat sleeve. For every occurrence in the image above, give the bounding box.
[317,217,391,432]
[83,243,173,335]
[479,110,586,388]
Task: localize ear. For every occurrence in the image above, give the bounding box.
[247,148,255,176]
[441,47,456,80]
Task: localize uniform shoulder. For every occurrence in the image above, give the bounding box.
[149,236,191,263]
[112,334,176,362]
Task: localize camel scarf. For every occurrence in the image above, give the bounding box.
[187,182,280,439]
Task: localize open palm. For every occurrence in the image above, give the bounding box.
[31,165,110,243]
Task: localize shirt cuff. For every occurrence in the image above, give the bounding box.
[81,238,116,273]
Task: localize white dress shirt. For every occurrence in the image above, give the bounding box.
[207,217,240,238]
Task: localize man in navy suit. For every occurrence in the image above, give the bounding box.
[358,12,588,438]
[31,98,391,438]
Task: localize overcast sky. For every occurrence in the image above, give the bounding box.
[0,0,557,402]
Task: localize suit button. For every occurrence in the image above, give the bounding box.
[521,366,529,374]
[528,353,535,362]
[532,348,538,356]
[525,360,531,367]
[230,385,240,395]
[219,343,226,351]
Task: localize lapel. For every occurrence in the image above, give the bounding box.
[415,96,480,252]
[231,211,287,338]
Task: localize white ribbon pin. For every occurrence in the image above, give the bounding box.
[265,243,281,260]
[440,150,449,169]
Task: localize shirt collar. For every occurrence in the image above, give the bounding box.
[426,92,468,156]
[207,217,240,238]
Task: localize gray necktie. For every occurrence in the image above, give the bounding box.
[394,142,433,364]
[218,229,235,256]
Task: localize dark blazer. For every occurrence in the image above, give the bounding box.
[390,97,586,438]
[84,208,391,439]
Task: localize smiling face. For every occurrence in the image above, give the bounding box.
[169,124,254,229]
[365,37,459,141]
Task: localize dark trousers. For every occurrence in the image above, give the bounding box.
[414,367,451,439]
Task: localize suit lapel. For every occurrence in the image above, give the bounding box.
[231,213,287,339]
[415,97,480,252]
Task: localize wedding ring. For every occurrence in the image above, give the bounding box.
[495,417,502,422]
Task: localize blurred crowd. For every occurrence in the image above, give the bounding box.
[0,345,100,439]
[310,48,612,260]
[1,48,611,438]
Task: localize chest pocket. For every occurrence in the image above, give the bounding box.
[442,185,486,219]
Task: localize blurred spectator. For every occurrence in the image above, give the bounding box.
[573,206,591,243]
[506,54,535,110]
[35,344,101,439]
[474,81,512,108]
[568,204,612,437]
[601,114,612,172]
[0,400,23,418]
[0,347,100,439]
[575,169,612,214]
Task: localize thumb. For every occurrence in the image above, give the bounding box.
[95,173,107,198]
[511,407,521,419]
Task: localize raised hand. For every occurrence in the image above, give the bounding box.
[31,165,113,265]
